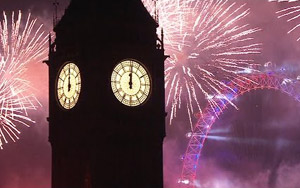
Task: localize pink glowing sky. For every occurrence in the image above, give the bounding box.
[1,1,300,188]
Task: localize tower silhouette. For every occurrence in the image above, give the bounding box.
[47,0,166,188]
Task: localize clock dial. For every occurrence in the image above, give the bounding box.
[56,62,81,109]
[111,59,151,107]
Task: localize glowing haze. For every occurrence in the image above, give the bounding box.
[1,0,300,188]
[0,11,48,149]
[276,2,300,41]
[143,0,262,128]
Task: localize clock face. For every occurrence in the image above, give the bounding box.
[111,59,151,107]
[56,62,81,109]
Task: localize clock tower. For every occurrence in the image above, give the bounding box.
[47,0,166,188]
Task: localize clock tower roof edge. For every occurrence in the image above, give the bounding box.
[54,0,158,33]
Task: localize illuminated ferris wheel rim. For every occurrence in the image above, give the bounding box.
[180,72,300,187]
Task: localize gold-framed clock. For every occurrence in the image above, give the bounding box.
[56,62,81,109]
[111,59,151,107]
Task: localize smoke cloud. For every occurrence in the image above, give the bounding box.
[1,0,300,188]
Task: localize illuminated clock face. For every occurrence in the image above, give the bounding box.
[111,59,151,107]
[56,62,81,109]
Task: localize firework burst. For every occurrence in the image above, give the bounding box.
[274,0,300,41]
[0,11,48,149]
[143,0,262,129]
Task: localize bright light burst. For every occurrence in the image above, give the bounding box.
[274,0,300,41]
[143,0,262,129]
[0,11,47,149]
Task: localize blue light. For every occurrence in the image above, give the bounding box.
[227,93,234,100]
[222,99,228,104]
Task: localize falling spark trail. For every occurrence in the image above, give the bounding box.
[273,0,300,41]
[0,11,47,149]
[143,0,262,129]
[269,0,299,2]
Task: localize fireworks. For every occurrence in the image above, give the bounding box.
[0,11,47,149]
[269,0,299,2]
[274,0,300,41]
[143,0,261,129]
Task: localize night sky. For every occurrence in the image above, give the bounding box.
[0,1,69,188]
[1,0,300,188]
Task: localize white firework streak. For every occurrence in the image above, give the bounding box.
[275,1,300,41]
[269,0,299,2]
[143,0,262,130]
[0,11,48,149]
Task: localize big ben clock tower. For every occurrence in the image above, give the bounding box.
[47,0,166,188]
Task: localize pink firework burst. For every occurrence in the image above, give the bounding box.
[143,0,262,129]
[0,11,48,149]
[273,0,300,41]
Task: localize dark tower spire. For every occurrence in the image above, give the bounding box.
[52,0,59,27]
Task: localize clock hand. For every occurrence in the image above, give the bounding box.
[129,73,133,89]
[68,64,71,92]
[68,76,71,92]
[129,63,133,89]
